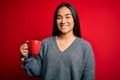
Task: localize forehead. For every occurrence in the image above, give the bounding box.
[57,6,72,15]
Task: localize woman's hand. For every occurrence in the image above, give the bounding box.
[20,41,29,57]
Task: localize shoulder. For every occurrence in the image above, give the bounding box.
[78,38,94,59]
[77,37,92,48]
[78,38,94,58]
[41,36,54,45]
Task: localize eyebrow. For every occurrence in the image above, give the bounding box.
[65,14,71,16]
[57,13,72,17]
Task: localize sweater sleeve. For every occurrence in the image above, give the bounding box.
[21,41,44,77]
[81,42,95,80]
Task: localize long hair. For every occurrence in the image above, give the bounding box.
[52,3,81,38]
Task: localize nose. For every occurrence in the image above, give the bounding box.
[61,18,66,24]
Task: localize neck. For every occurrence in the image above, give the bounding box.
[57,32,76,40]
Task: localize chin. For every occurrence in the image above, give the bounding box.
[60,31,70,34]
[60,30,68,33]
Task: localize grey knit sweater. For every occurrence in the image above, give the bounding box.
[22,36,95,80]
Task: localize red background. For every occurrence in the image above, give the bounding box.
[0,0,120,80]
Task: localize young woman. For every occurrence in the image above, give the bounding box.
[20,3,95,80]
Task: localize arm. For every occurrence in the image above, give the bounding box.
[21,42,44,77]
[81,43,95,80]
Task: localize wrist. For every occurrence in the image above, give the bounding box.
[20,54,32,62]
[24,54,32,62]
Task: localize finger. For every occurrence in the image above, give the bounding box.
[21,49,29,53]
[21,43,28,49]
[23,44,28,49]
[26,40,29,44]
[20,45,28,54]
[20,50,29,57]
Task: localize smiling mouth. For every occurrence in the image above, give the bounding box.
[60,24,68,27]
[60,25,68,29]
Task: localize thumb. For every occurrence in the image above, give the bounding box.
[26,40,29,44]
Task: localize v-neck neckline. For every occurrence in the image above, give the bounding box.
[52,36,78,54]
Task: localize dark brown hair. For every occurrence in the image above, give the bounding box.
[52,3,81,37]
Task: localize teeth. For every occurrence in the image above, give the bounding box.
[61,26,67,28]
[61,25,66,26]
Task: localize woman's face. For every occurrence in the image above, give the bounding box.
[56,6,74,35]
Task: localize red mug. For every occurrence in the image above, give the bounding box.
[29,40,41,55]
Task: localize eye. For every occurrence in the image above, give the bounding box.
[66,16,70,19]
[57,17,61,19]
[57,15,62,20]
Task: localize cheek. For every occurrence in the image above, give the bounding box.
[69,18,74,23]
[69,20,74,26]
[56,20,60,25]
